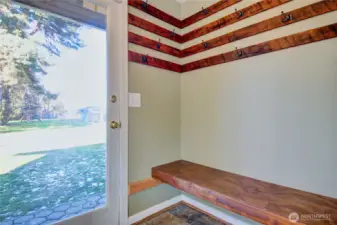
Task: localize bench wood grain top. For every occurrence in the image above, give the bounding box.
[152,160,337,225]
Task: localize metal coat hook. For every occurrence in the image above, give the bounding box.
[170,28,176,38]
[142,0,149,10]
[281,11,293,23]
[141,54,148,64]
[202,40,209,49]
[235,47,243,57]
[201,7,209,15]
[156,38,161,49]
[235,9,244,18]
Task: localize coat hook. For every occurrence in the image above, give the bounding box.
[141,54,148,64]
[156,38,161,49]
[281,11,293,23]
[142,0,149,9]
[235,47,243,57]
[235,9,244,18]
[201,7,209,15]
[170,28,176,37]
[202,40,209,49]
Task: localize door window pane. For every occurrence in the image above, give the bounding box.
[0,2,107,224]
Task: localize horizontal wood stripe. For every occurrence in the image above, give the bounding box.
[182,0,337,57]
[153,160,337,225]
[128,51,182,73]
[128,178,162,195]
[128,14,183,43]
[128,0,183,28]
[182,0,291,43]
[182,23,337,72]
[128,32,182,58]
[181,0,242,28]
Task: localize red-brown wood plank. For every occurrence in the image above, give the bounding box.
[182,0,291,43]
[153,160,337,225]
[182,0,242,28]
[182,0,337,57]
[128,0,183,28]
[129,32,182,58]
[182,23,337,72]
[128,14,183,43]
[128,51,182,73]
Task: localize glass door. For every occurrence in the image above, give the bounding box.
[0,1,123,224]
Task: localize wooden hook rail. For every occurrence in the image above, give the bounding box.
[182,23,337,72]
[182,0,291,43]
[182,0,337,57]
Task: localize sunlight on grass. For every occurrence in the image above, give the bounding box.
[0,119,89,133]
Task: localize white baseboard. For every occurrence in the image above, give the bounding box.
[128,195,182,224]
[129,194,254,225]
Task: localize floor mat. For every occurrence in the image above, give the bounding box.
[136,203,231,225]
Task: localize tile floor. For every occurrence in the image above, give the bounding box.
[137,203,231,225]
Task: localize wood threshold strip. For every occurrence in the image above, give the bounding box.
[181,0,242,28]
[129,32,182,58]
[128,178,162,196]
[182,23,337,72]
[128,0,183,28]
[183,0,337,57]
[153,160,337,225]
[129,14,183,43]
[128,51,182,73]
[182,0,291,43]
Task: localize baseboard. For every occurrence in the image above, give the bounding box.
[181,194,253,225]
[128,195,182,224]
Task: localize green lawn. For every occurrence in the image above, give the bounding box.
[0,119,89,133]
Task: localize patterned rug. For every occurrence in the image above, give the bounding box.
[135,203,231,225]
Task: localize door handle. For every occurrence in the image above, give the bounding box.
[110,121,121,129]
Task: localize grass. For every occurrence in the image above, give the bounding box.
[0,119,89,133]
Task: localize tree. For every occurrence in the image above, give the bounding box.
[0,1,85,125]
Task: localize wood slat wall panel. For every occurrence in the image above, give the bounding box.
[128,0,183,28]
[129,14,183,43]
[182,0,337,57]
[182,23,337,72]
[129,32,182,58]
[153,160,337,225]
[182,0,292,43]
[128,51,182,73]
[181,0,242,28]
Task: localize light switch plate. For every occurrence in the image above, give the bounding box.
[128,93,141,107]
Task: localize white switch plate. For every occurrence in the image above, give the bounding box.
[128,93,141,107]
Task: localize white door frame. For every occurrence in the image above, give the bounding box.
[60,0,129,224]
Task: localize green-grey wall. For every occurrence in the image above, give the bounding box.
[128,63,181,216]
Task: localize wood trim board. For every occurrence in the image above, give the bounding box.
[129,14,184,43]
[182,23,337,72]
[153,160,337,225]
[182,0,292,43]
[181,0,242,28]
[182,0,337,57]
[128,178,162,196]
[128,32,182,58]
[128,0,183,28]
[128,51,182,73]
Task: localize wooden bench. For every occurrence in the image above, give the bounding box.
[152,160,337,225]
